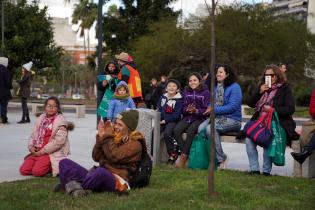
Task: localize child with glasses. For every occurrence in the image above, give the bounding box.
[19,96,74,177]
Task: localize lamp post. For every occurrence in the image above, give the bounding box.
[96,0,103,125]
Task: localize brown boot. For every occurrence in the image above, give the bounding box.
[175,154,188,168]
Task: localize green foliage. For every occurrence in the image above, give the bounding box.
[131,3,315,88]
[0,165,314,209]
[0,1,62,78]
[102,0,178,55]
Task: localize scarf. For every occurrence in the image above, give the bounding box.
[216,83,224,106]
[32,114,56,148]
[113,93,130,100]
[256,83,282,112]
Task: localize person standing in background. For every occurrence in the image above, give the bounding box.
[17,61,33,124]
[0,57,12,124]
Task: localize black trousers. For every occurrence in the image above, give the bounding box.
[21,97,29,120]
[304,133,315,152]
[174,119,203,155]
[0,100,8,120]
[161,122,177,154]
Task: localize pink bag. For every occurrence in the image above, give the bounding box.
[243,108,274,148]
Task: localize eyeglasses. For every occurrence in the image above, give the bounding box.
[46,105,58,109]
[265,74,276,78]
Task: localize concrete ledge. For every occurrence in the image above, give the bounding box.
[8,102,86,118]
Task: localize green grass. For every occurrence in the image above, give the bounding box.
[244,106,309,118]
[0,165,314,210]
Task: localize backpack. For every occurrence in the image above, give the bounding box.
[129,141,153,189]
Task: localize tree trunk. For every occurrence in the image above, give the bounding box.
[208,0,217,197]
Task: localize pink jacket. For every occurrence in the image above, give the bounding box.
[309,89,315,119]
[28,114,73,176]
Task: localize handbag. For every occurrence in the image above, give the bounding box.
[243,108,273,148]
[188,129,217,169]
[267,111,287,166]
[300,119,315,147]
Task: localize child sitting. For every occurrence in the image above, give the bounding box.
[157,79,183,164]
[107,81,136,121]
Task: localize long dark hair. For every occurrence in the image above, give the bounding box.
[215,64,237,88]
[104,61,119,75]
[44,96,62,114]
[186,72,204,90]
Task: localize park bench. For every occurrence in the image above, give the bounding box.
[8,102,86,118]
[136,109,314,178]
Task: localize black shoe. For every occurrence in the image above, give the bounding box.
[25,118,31,123]
[291,151,312,164]
[2,118,8,124]
[17,120,26,124]
[263,172,271,176]
[248,171,260,175]
[53,183,65,193]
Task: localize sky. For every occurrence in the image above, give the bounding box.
[30,0,272,18]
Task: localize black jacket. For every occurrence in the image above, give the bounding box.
[0,65,12,100]
[18,74,31,98]
[247,83,299,146]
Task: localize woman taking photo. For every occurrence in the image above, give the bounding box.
[198,64,242,169]
[246,64,299,176]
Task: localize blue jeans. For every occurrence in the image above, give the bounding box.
[198,117,241,163]
[245,137,272,173]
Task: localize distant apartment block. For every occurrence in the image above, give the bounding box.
[52,17,97,65]
[272,0,308,21]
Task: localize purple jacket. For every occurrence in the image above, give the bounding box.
[182,85,210,123]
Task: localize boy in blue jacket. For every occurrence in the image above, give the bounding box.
[157,79,183,164]
[107,81,136,121]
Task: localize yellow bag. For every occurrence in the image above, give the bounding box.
[300,119,315,147]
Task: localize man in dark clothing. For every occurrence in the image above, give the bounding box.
[0,57,12,124]
[151,75,167,109]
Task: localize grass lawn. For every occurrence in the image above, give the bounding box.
[0,165,314,210]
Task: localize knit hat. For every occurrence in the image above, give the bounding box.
[116,110,139,131]
[115,52,129,62]
[23,61,33,71]
[0,57,8,67]
[166,79,181,90]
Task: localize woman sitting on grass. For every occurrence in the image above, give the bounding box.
[19,96,74,177]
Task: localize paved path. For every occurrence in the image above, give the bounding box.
[0,111,303,183]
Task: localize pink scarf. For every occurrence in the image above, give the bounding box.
[256,83,282,112]
[33,114,56,148]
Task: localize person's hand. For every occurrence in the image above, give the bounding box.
[98,120,114,138]
[190,107,197,113]
[31,151,42,157]
[260,84,269,94]
[186,104,195,113]
[203,107,212,115]
[160,120,166,124]
[263,105,272,112]
[29,146,38,154]
[102,80,108,87]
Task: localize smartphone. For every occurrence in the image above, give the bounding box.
[265,76,271,88]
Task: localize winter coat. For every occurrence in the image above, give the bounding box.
[309,89,315,119]
[0,64,12,100]
[182,85,210,123]
[247,83,299,146]
[157,92,183,123]
[213,82,242,122]
[28,114,73,176]
[107,81,136,121]
[17,74,31,97]
[97,61,119,104]
[92,131,144,181]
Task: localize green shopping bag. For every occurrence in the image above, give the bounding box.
[188,129,218,169]
[267,111,287,166]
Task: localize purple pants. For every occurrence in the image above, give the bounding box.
[59,159,116,192]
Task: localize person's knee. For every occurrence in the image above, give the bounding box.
[32,168,49,177]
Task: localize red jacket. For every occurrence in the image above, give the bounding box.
[309,89,315,119]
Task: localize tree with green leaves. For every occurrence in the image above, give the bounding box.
[0,0,62,78]
[72,0,98,64]
[103,0,178,55]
